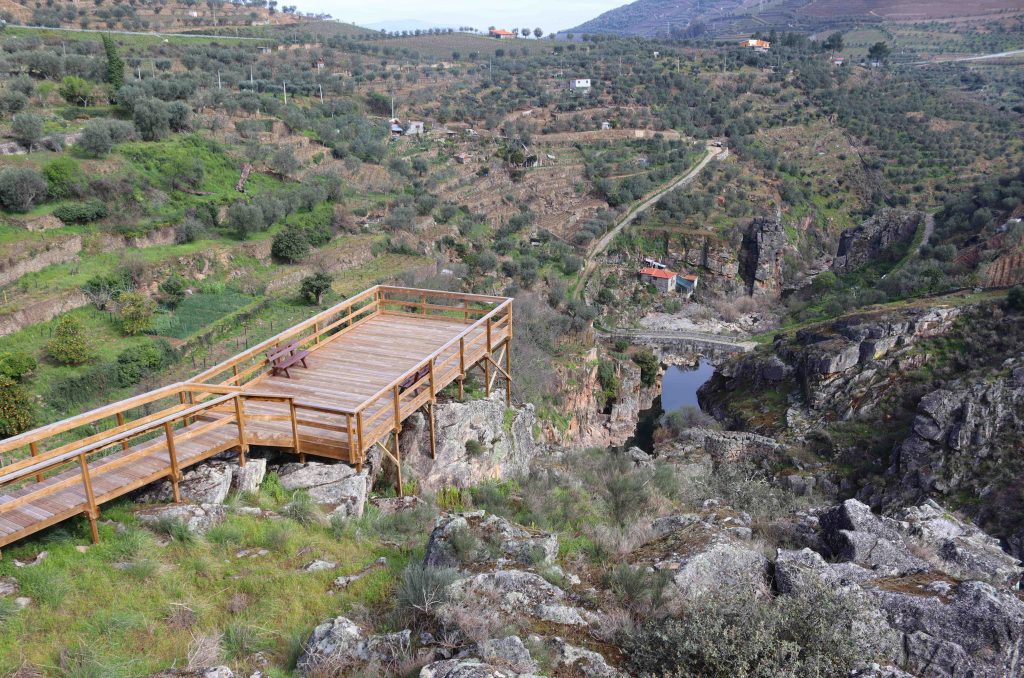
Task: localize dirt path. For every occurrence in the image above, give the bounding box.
[916,213,935,255]
[572,145,725,300]
[911,48,1024,65]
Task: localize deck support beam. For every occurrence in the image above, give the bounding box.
[427,401,436,460]
[234,396,248,467]
[164,422,182,503]
[373,431,404,498]
[78,453,99,544]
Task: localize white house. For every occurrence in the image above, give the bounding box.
[568,78,591,92]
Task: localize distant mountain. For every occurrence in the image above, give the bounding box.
[565,0,1024,39]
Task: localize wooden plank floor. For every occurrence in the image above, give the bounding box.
[0,312,500,547]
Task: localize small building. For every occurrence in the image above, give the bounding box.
[568,78,591,92]
[257,45,272,54]
[390,123,404,136]
[643,257,667,270]
[454,152,471,164]
[406,121,425,136]
[678,274,699,296]
[831,56,845,66]
[489,28,516,39]
[740,38,771,52]
[601,121,611,130]
[312,57,325,70]
[639,267,678,295]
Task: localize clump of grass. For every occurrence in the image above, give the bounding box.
[0,597,16,624]
[221,622,268,661]
[436,486,471,512]
[448,526,479,565]
[261,521,293,553]
[17,566,71,608]
[603,563,670,616]
[281,490,322,526]
[261,472,289,505]
[148,517,196,545]
[396,563,461,624]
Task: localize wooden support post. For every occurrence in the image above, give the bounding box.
[233,396,248,467]
[356,412,364,473]
[77,453,99,544]
[314,321,321,345]
[421,293,427,315]
[29,441,42,483]
[504,342,512,406]
[116,412,129,451]
[346,414,356,466]
[289,400,303,463]
[393,430,404,498]
[427,401,436,460]
[458,337,465,399]
[163,421,181,503]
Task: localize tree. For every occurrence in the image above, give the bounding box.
[533,27,543,38]
[1008,285,1024,311]
[0,352,37,382]
[822,31,843,52]
[300,272,332,305]
[11,113,43,152]
[270,146,299,176]
[47,315,92,365]
[0,167,48,212]
[159,275,186,308]
[101,34,124,91]
[867,41,890,62]
[132,98,170,141]
[271,225,310,262]
[520,28,530,37]
[58,75,94,107]
[117,291,155,335]
[0,375,34,437]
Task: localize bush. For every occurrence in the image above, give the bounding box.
[174,217,205,244]
[465,438,484,456]
[1008,285,1024,312]
[79,118,136,157]
[0,166,48,212]
[115,340,176,387]
[271,225,310,263]
[117,291,155,336]
[631,349,659,386]
[158,275,186,307]
[396,563,460,622]
[0,90,27,116]
[58,75,93,107]
[11,112,43,151]
[47,315,91,365]
[132,97,170,141]
[621,587,886,678]
[0,374,34,436]
[43,157,86,200]
[0,351,37,381]
[281,490,322,526]
[52,199,107,224]
[300,272,332,305]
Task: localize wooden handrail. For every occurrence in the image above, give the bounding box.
[0,393,237,486]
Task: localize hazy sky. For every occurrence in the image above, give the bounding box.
[317,0,627,32]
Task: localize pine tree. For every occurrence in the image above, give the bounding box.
[102,35,124,92]
[0,375,33,437]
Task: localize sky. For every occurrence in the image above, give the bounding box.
[312,0,628,33]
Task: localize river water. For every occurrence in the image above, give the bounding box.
[625,359,716,452]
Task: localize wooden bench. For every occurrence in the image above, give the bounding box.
[266,340,310,378]
[398,364,430,396]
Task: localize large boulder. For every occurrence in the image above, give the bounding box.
[295,616,411,676]
[139,463,234,505]
[819,499,930,576]
[231,458,266,494]
[136,503,227,535]
[476,636,539,674]
[275,462,369,517]
[399,396,539,493]
[419,658,527,678]
[774,547,874,595]
[541,637,624,677]
[871,580,1024,678]
[443,570,592,628]
[424,512,558,569]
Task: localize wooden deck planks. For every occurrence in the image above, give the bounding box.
[0,303,512,549]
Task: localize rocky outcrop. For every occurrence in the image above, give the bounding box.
[136,503,227,535]
[138,459,267,505]
[296,616,410,676]
[888,367,1024,559]
[561,351,659,449]
[276,461,370,517]
[399,396,540,493]
[832,209,922,274]
[656,426,788,465]
[424,512,558,569]
[740,216,786,297]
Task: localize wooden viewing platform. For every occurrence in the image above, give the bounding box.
[0,286,513,554]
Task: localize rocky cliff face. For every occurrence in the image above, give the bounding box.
[832,209,922,274]
[399,396,540,493]
[740,217,786,297]
[880,364,1024,559]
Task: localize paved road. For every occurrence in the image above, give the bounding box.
[573,144,726,299]
[911,48,1024,66]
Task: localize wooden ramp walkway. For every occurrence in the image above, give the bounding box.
[0,286,513,553]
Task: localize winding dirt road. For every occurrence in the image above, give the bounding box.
[573,144,726,299]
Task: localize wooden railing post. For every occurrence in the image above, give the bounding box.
[393,385,401,430]
[234,395,248,467]
[77,453,100,544]
[163,421,181,503]
[484,318,493,397]
[289,399,303,463]
[346,414,356,465]
[314,321,321,345]
[504,341,512,406]
[356,411,364,473]
[29,442,42,482]
[116,412,129,451]
[421,293,427,315]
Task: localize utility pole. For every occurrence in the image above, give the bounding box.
[217,71,222,90]
[250,66,254,84]
[282,81,287,105]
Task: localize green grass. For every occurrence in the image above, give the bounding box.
[0,486,410,676]
[148,292,258,339]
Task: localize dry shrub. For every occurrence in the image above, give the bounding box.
[587,522,654,559]
[187,632,223,669]
[439,584,509,645]
[588,607,636,643]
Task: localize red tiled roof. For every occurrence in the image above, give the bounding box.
[681,274,698,281]
[490,29,515,36]
[640,267,677,279]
